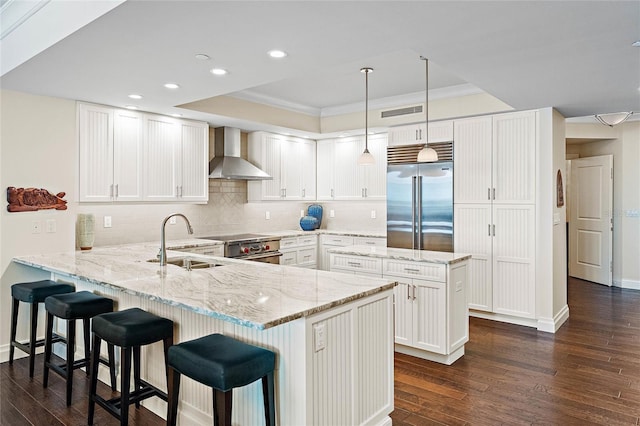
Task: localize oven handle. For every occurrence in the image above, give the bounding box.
[240,252,283,261]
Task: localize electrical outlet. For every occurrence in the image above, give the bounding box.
[31,221,41,234]
[314,323,326,352]
[329,209,335,218]
[300,209,305,218]
[103,216,112,228]
[371,210,376,219]
[169,216,177,225]
[265,211,271,220]
[45,219,57,233]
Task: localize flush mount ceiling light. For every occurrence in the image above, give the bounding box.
[128,94,142,100]
[171,113,183,117]
[358,67,375,166]
[268,50,287,59]
[417,57,438,163]
[632,40,640,47]
[210,68,228,75]
[195,53,210,60]
[125,105,138,110]
[594,111,634,127]
[164,83,179,89]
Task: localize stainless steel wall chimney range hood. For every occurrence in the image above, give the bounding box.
[208,127,271,180]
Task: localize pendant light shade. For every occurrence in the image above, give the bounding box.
[594,111,633,127]
[417,56,438,163]
[358,67,375,165]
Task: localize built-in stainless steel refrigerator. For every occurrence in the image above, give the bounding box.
[387,162,453,252]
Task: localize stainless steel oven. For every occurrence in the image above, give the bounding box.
[199,233,282,264]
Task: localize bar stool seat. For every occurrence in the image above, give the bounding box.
[9,279,75,377]
[88,308,174,426]
[167,333,276,426]
[43,291,116,406]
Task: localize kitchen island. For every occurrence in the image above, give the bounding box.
[13,241,396,425]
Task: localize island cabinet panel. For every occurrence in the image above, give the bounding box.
[279,235,318,268]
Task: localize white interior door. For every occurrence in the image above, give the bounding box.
[569,155,613,286]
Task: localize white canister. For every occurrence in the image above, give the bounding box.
[77,213,95,250]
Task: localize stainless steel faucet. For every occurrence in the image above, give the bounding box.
[159,213,194,266]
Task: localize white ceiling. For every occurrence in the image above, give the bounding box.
[1,1,638,133]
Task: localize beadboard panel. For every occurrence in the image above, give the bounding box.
[412,279,447,354]
[382,259,445,282]
[453,116,492,204]
[78,103,113,202]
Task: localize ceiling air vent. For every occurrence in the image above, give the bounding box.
[387,141,453,164]
[380,105,422,119]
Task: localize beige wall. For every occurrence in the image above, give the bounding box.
[565,121,640,288]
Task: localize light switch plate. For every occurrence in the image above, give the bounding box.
[45,219,56,233]
[371,210,376,219]
[313,323,326,352]
[329,209,335,218]
[265,211,271,220]
[103,216,112,228]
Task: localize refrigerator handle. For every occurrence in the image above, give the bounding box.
[417,175,423,250]
[412,176,417,249]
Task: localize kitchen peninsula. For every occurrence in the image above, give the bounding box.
[13,241,396,426]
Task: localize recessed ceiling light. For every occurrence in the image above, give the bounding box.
[633,40,640,47]
[125,105,138,110]
[268,50,287,59]
[195,54,210,60]
[171,113,183,117]
[210,68,228,76]
[128,94,142,100]
[164,83,180,89]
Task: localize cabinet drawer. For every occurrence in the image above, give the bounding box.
[280,250,298,266]
[354,237,386,247]
[280,237,298,249]
[297,235,318,246]
[321,235,354,246]
[298,247,317,266]
[383,259,445,282]
[331,254,382,275]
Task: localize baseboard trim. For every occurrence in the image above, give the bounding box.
[613,279,640,291]
[537,304,570,333]
[469,310,538,329]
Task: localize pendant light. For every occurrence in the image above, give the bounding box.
[417,57,438,162]
[358,67,375,165]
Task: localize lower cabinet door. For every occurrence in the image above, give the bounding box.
[393,279,413,346]
[412,278,447,354]
[280,250,297,266]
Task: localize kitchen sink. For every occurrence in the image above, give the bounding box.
[147,256,224,271]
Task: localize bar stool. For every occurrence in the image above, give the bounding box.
[167,333,276,426]
[88,308,174,426]
[43,291,117,406]
[9,279,75,377]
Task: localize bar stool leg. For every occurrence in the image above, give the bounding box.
[120,346,132,426]
[65,320,76,406]
[133,346,141,408]
[163,335,173,386]
[108,344,117,391]
[9,298,19,364]
[28,302,39,378]
[43,312,54,387]
[88,333,102,426]
[262,371,275,426]
[167,366,181,426]
[213,389,232,426]
[83,318,91,376]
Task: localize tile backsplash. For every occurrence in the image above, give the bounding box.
[77,180,386,248]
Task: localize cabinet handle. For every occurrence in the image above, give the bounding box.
[412,285,417,300]
[109,184,114,198]
[365,241,375,245]
[415,129,419,140]
[284,188,287,197]
[347,261,362,267]
[331,189,334,198]
[492,188,496,200]
[492,224,496,236]
[407,285,411,300]
[114,184,119,198]
[302,188,305,198]
[365,188,368,198]
[488,224,491,236]
[488,188,491,200]
[419,129,423,140]
[404,268,420,273]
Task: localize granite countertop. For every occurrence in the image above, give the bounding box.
[13,242,395,330]
[328,245,471,265]
[261,229,387,239]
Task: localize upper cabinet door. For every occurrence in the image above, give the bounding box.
[143,114,180,201]
[316,140,335,200]
[388,123,426,147]
[113,109,143,201]
[492,111,536,204]
[333,136,363,200]
[300,139,317,200]
[362,133,388,199]
[454,116,492,204]
[179,120,208,202]
[78,103,114,202]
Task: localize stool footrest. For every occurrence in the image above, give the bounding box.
[47,358,89,377]
[93,379,167,412]
[12,333,64,352]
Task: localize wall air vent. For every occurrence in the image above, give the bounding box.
[387,141,453,164]
[380,105,422,119]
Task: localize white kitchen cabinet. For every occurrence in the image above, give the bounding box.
[387,120,453,147]
[329,250,469,365]
[171,244,224,257]
[319,235,354,270]
[78,103,143,202]
[454,111,536,204]
[318,134,387,201]
[354,236,387,247]
[143,117,208,203]
[279,234,318,268]
[248,132,316,201]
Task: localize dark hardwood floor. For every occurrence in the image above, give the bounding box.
[2,277,639,425]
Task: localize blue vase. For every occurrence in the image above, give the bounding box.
[307,204,323,229]
[300,215,319,231]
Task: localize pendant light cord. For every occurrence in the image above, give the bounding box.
[365,68,369,151]
[423,56,429,146]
